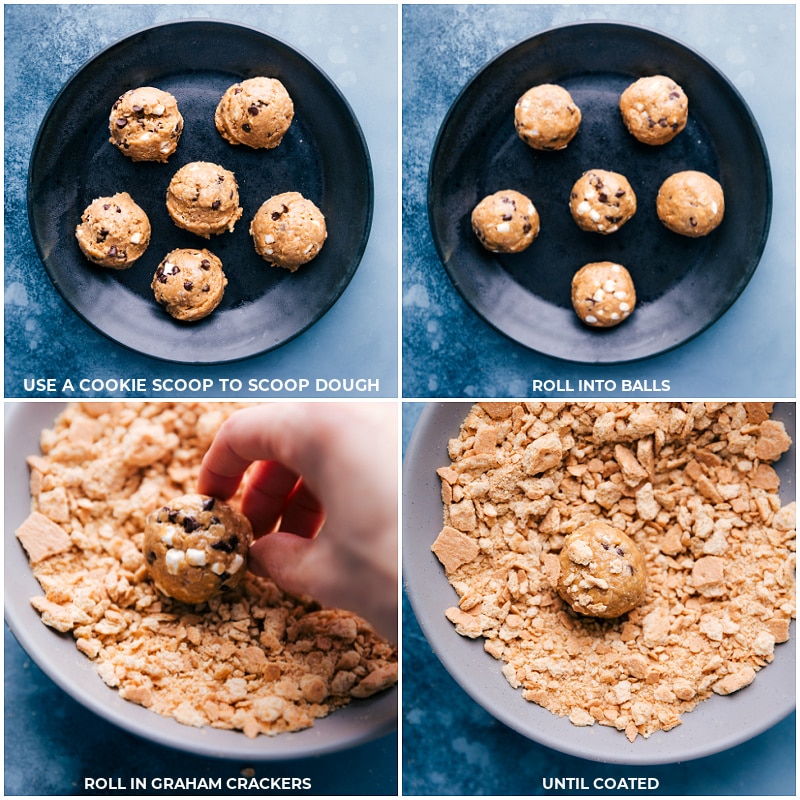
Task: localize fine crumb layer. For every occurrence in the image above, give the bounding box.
[16,403,397,738]
[432,402,795,742]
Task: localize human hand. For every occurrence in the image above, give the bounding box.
[197,403,398,642]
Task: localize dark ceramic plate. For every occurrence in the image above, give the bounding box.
[28,20,373,364]
[428,22,771,364]
[403,402,795,764]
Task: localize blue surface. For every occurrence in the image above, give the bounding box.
[402,4,796,398]
[5,4,398,399]
[5,625,397,796]
[401,401,796,796]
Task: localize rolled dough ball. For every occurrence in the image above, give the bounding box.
[656,170,725,237]
[569,169,637,234]
[471,190,540,253]
[556,521,647,618]
[250,192,327,271]
[75,192,151,268]
[151,248,227,322]
[215,77,294,149]
[143,494,252,604]
[108,86,183,162]
[166,161,243,238]
[571,261,636,328]
[619,75,688,146]
[514,83,581,150]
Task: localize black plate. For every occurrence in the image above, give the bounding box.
[428,22,771,364]
[28,20,373,364]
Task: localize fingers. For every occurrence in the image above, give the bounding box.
[239,460,300,537]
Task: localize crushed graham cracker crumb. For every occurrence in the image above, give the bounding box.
[16,402,397,737]
[432,402,794,742]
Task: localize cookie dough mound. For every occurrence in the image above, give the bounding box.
[656,170,725,237]
[571,261,636,328]
[619,75,688,146]
[166,161,243,238]
[151,248,227,322]
[514,84,581,150]
[556,521,647,618]
[109,86,183,162]
[471,190,540,253]
[143,494,252,605]
[75,192,151,269]
[250,192,327,271]
[215,77,295,149]
[569,169,637,234]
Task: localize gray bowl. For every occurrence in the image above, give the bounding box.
[403,401,795,765]
[5,402,397,760]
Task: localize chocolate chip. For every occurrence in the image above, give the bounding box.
[616,546,625,556]
[598,192,608,203]
[248,104,259,115]
[669,91,680,99]
[146,551,157,564]
[271,211,282,220]
[241,122,251,133]
[132,105,143,113]
[103,204,111,210]
[108,245,118,257]
[183,516,199,533]
[502,213,513,221]
[202,498,216,511]
[658,117,668,127]
[211,200,221,210]
[167,510,179,523]
[234,87,243,94]
[615,189,625,198]
[202,285,210,293]
[200,259,210,270]
[210,517,220,525]
[184,281,193,291]
[115,118,127,128]
[211,535,239,553]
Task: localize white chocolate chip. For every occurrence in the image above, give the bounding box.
[496,222,510,234]
[130,232,142,244]
[230,554,245,574]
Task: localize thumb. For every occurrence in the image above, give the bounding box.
[249,531,316,599]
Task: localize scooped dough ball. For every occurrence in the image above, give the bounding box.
[656,170,725,237]
[619,75,688,146]
[514,83,581,150]
[151,248,227,322]
[215,77,294,149]
[143,494,252,605]
[471,190,540,253]
[166,161,243,238]
[556,521,647,618]
[571,261,636,328]
[108,86,184,162]
[75,192,151,268]
[250,192,327,271]
[569,169,637,234]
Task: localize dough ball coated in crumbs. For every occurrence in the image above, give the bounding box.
[471,190,540,253]
[250,192,327,271]
[143,494,252,604]
[656,170,725,237]
[151,248,227,322]
[75,192,151,268]
[109,86,184,162]
[556,521,647,618]
[215,77,294,149]
[571,261,636,328]
[569,169,637,234]
[619,75,688,146]
[166,161,243,238]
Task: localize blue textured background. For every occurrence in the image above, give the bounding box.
[402,4,795,398]
[5,3,398,399]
